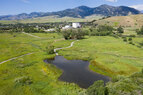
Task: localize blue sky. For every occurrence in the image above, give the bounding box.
[0,0,143,15]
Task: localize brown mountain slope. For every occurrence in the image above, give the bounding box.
[94,14,143,27]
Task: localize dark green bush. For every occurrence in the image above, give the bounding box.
[123,37,127,42]
[129,35,136,37]
[128,37,132,41]
[139,41,143,46]
[87,80,108,95]
[46,45,54,54]
[117,26,124,33]
[129,41,134,45]
[136,26,143,35]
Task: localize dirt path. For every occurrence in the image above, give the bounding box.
[0,53,33,64]
[54,40,78,55]
[22,32,41,38]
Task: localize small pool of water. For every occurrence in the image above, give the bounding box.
[44,56,109,88]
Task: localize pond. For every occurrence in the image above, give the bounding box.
[44,56,110,88]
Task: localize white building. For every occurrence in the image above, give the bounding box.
[46,29,55,32]
[62,25,72,29]
[72,23,81,28]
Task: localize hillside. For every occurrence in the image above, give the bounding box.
[0,4,140,20]
[94,14,143,27]
[0,15,103,24]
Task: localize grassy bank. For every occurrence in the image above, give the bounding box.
[56,36,143,77]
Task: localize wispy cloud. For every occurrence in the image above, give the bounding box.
[21,0,30,3]
[105,0,118,2]
[130,4,143,11]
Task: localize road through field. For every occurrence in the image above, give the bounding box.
[54,40,78,55]
[0,53,33,64]
[0,40,78,64]
[22,32,41,38]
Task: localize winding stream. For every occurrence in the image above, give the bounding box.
[44,56,110,88]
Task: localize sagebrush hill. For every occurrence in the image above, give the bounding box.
[94,14,143,27]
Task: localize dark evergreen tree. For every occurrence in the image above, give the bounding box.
[117,26,124,33]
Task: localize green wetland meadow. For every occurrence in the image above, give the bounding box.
[1,23,143,95]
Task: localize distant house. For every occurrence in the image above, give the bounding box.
[36,25,39,28]
[62,25,72,29]
[45,29,55,32]
[72,23,81,28]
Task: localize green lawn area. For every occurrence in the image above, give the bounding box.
[0,33,84,95]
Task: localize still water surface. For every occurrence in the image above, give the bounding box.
[44,56,109,88]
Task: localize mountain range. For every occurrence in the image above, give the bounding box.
[0,4,141,20]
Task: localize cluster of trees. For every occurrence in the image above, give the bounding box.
[136,26,143,35]
[23,27,44,33]
[88,25,114,36]
[87,69,143,95]
[0,23,60,33]
[62,29,85,40]
[61,25,125,40]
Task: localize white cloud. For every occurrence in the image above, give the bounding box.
[21,0,30,3]
[130,4,143,11]
[105,0,118,2]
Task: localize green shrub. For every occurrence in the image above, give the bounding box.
[117,26,124,33]
[128,37,132,41]
[87,80,108,95]
[123,37,127,42]
[129,35,136,37]
[139,41,143,46]
[46,45,54,54]
[110,34,119,38]
[112,75,126,82]
[136,26,143,35]
[142,68,143,74]
[62,29,71,40]
[14,76,33,85]
[129,41,134,45]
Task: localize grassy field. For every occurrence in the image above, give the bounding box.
[1,29,143,95]
[0,33,85,95]
[56,36,143,77]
